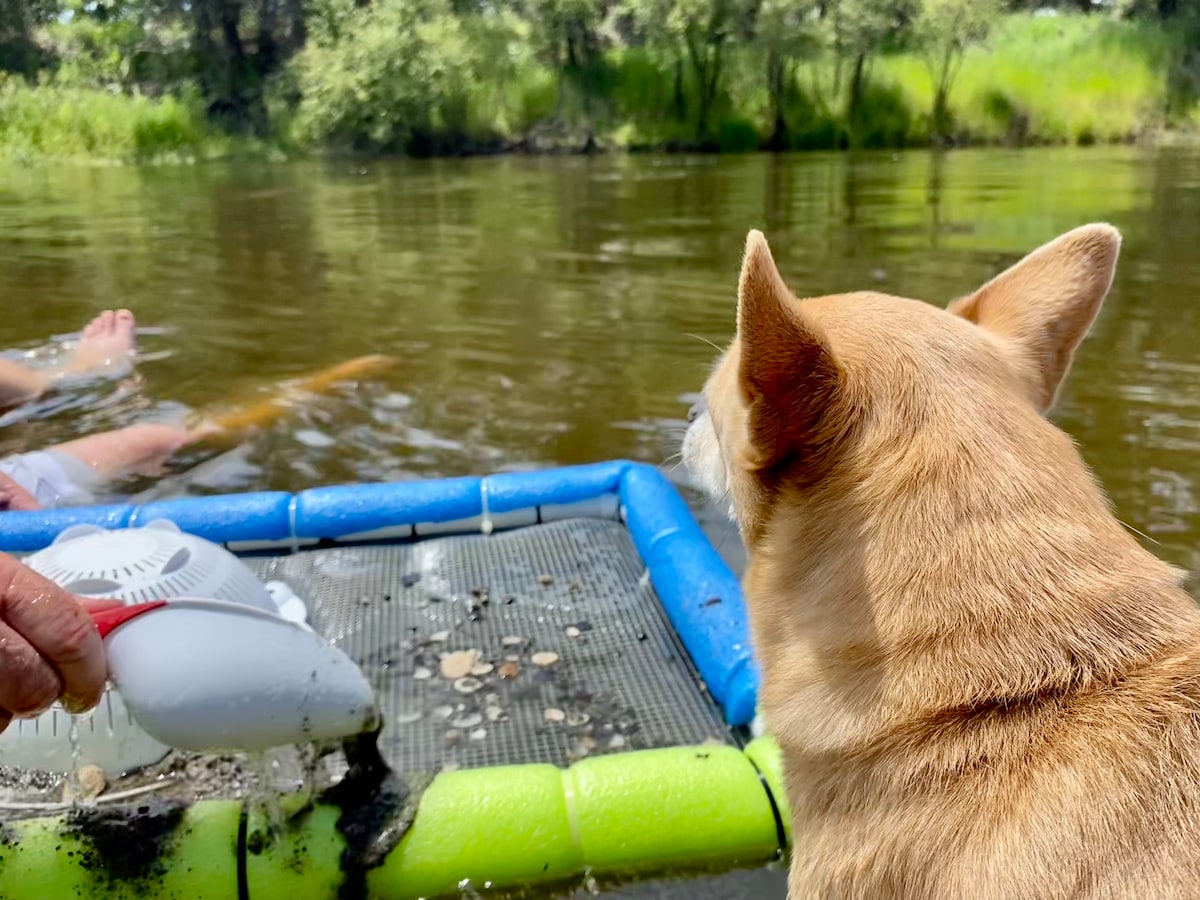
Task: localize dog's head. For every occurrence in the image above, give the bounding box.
[682,225,1121,544]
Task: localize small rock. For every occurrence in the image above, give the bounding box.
[440,649,479,679]
[486,706,507,722]
[432,705,454,719]
[544,707,566,723]
[567,711,591,727]
[531,651,559,668]
[537,573,554,586]
[63,765,106,802]
[565,626,581,639]
[501,635,525,647]
[429,630,450,643]
[609,734,626,749]
[396,711,423,725]
[454,676,483,694]
[412,666,433,681]
[401,573,421,588]
[469,728,488,741]
[445,729,462,746]
[451,712,483,729]
[498,660,521,679]
[569,581,581,592]
[470,662,494,677]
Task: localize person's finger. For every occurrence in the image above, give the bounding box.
[0,620,65,717]
[0,556,108,714]
[0,709,12,736]
[79,598,124,615]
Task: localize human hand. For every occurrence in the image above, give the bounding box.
[0,553,119,734]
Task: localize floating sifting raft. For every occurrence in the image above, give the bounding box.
[0,461,790,899]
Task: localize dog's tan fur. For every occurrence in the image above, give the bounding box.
[682,225,1200,899]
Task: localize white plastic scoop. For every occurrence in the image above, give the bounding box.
[90,598,380,751]
[0,521,376,775]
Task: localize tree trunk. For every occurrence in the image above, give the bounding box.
[686,35,711,140]
[767,50,788,150]
[848,50,867,123]
[673,56,686,121]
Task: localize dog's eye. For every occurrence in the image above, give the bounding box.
[687,398,706,423]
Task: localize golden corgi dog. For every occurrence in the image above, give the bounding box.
[682,225,1200,899]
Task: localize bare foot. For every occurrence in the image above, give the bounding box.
[62,309,137,376]
[0,472,41,512]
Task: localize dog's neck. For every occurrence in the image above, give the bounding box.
[743,403,1200,743]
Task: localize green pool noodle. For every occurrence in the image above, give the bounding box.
[744,735,793,843]
[567,744,778,874]
[245,799,346,899]
[370,745,779,899]
[0,743,788,899]
[0,798,241,900]
[370,762,581,898]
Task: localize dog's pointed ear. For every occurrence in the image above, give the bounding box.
[737,230,843,472]
[948,223,1120,412]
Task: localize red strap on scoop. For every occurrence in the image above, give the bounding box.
[89,600,168,638]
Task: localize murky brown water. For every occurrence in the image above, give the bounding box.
[3,146,1200,897]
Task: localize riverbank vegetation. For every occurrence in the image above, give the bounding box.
[0,0,1198,162]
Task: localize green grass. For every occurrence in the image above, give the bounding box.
[875,13,1181,145]
[0,76,278,165]
[593,12,1185,152]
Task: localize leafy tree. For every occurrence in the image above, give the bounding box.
[827,0,915,122]
[626,0,753,140]
[0,0,59,74]
[526,0,609,116]
[755,0,825,148]
[914,0,1002,138]
[291,0,493,151]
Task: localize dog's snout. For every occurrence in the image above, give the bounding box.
[687,397,706,423]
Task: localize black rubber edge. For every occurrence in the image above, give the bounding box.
[236,802,250,900]
[744,754,788,856]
